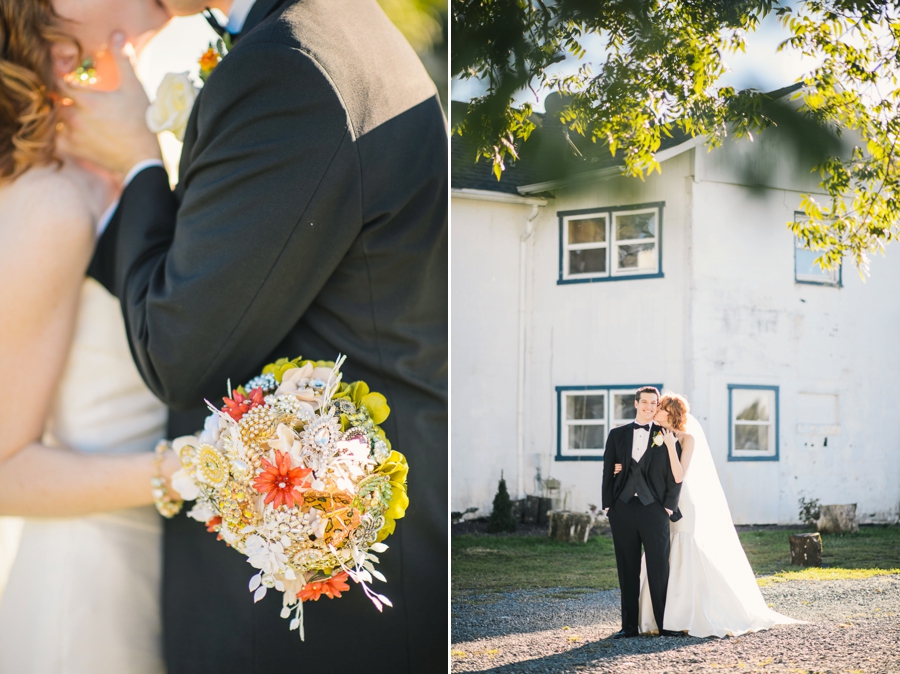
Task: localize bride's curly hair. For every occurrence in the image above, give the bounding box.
[0,0,80,185]
[659,393,690,432]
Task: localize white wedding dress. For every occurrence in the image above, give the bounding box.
[638,415,802,637]
[0,278,168,673]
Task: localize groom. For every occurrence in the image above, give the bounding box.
[602,387,682,638]
[62,0,446,671]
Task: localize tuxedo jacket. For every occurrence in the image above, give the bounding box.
[88,0,447,671]
[601,423,683,519]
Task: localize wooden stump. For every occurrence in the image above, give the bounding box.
[790,532,823,566]
[548,510,592,543]
[816,504,858,535]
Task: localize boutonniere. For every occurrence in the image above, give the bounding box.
[652,429,665,447]
[146,38,229,141]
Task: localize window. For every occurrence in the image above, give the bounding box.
[556,385,660,460]
[794,214,841,286]
[558,203,664,283]
[728,385,779,461]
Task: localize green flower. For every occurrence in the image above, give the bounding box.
[262,356,304,383]
[333,380,390,424]
[375,450,408,543]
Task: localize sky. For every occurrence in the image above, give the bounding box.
[450,12,821,111]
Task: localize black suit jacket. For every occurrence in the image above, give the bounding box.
[88,1,446,671]
[601,423,683,519]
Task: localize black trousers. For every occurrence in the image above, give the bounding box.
[608,498,671,632]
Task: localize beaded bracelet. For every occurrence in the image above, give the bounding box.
[152,440,184,518]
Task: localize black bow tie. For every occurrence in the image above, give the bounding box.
[634,423,651,431]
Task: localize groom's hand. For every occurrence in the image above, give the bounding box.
[59,32,162,177]
[665,508,673,516]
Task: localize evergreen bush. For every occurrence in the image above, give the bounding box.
[487,472,518,533]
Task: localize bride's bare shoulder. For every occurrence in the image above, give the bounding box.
[0,164,94,262]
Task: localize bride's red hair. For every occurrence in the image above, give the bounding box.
[0,0,79,185]
[659,393,690,432]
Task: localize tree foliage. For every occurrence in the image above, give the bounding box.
[779,1,900,273]
[452,0,900,273]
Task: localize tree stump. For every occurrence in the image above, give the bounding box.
[790,532,823,566]
[548,510,593,543]
[816,504,858,535]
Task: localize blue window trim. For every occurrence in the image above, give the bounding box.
[555,383,664,461]
[793,212,842,287]
[557,201,665,285]
[727,384,780,462]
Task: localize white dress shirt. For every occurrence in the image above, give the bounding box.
[226,0,257,34]
[632,421,653,463]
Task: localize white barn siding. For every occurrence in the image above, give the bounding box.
[452,128,900,524]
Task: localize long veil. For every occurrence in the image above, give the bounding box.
[680,413,800,624]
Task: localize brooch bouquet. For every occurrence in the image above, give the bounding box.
[168,355,408,639]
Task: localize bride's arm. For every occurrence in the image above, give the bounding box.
[677,436,695,479]
[663,432,695,483]
[0,173,177,517]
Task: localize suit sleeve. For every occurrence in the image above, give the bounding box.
[662,440,683,512]
[601,429,617,509]
[89,42,360,409]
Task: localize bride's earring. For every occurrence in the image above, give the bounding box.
[70,58,98,86]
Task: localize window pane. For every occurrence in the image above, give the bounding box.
[733,389,771,421]
[617,243,656,270]
[613,393,637,422]
[735,423,769,452]
[568,424,606,450]
[568,217,607,244]
[615,211,656,240]
[566,394,606,420]
[796,244,838,282]
[569,248,607,275]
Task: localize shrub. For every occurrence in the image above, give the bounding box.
[487,472,518,533]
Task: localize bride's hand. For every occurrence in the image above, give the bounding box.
[613,463,622,475]
[662,429,677,451]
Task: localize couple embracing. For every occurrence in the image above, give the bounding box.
[602,388,800,639]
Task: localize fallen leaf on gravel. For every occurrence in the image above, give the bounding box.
[568,636,580,642]
[562,625,570,630]
[450,650,466,658]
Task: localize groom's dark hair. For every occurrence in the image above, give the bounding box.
[634,386,660,402]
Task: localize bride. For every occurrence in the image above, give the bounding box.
[624,393,801,638]
[0,1,174,672]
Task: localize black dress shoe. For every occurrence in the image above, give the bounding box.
[659,629,686,637]
[608,628,640,639]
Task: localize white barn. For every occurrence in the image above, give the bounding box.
[451,90,900,525]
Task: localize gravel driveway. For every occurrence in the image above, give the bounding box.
[451,574,900,673]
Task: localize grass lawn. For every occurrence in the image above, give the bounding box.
[452,526,900,598]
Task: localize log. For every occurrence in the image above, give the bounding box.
[790,532,823,567]
[548,510,593,543]
[816,504,858,535]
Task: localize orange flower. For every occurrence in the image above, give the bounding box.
[205,516,222,532]
[222,386,265,421]
[297,572,350,602]
[252,450,311,509]
[199,47,220,73]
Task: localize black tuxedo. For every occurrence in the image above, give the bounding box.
[601,423,682,633]
[87,0,446,671]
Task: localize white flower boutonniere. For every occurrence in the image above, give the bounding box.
[652,430,665,447]
[146,72,198,141]
[146,39,229,141]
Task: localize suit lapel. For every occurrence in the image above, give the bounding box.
[239,0,290,39]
